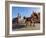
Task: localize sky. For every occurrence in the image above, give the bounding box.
[12,7,40,18]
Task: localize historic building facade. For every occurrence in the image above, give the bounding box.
[12,12,40,27]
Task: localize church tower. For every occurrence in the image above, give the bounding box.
[17,13,21,19]
[17,13,21,23]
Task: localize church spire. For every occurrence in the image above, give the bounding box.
[17,13,21,18]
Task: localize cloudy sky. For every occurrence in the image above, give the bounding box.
[12,7,40,18]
